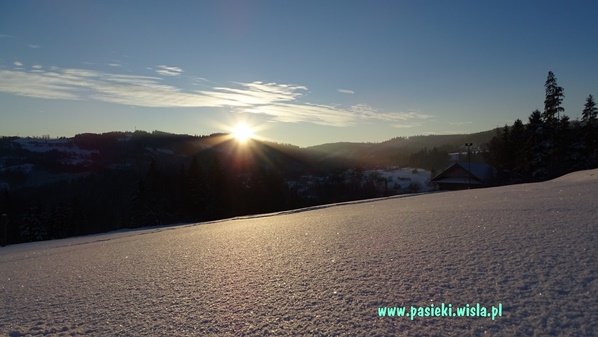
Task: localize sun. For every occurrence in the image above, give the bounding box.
[231,123,255,142]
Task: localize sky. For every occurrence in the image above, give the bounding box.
[1,1,597,147]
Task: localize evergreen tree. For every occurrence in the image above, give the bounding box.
[581,94,597,123]
[543,71,565,127]
[526,109,548,181]
[542,71,566,177]
[581,94,598,165]
[509,119,528,182]
[500,124,512,172]
[553,115,572,176]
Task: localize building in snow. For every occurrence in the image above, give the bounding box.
[431,162,497,190]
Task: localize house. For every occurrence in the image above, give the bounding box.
[431,162,496,191]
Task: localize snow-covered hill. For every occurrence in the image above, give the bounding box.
[1,169,597,336]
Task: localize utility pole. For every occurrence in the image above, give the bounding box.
[465,143,473,189]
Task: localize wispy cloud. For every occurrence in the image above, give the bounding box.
[350,104,433,122]
[13,61,23,67]
[0,65,432,127]
[0,34,15,39]
[425,130,460,135]
[201,82,307,106]
[337,89,354,94]
[155,65,183,76]
[242,102,355,126]
[391,123,421,129]
[28,44,40,49]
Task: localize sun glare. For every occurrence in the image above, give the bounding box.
[231,123,254,142]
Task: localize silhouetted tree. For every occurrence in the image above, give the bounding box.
[542,71,566,177]
[581,94,598,166]
[543,71,565,127]
[526,109,549,180]
[581,94,597,123]
[508,119,528,182]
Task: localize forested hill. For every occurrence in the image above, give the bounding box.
[0,129,490,245]
[1,129,496,189]
[306,129,496,167]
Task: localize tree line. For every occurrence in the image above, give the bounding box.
[484,71,597,183]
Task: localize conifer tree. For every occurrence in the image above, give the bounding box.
[543,71,565,127]
[508,119,527,182]
[542,71,567,178]
[526,109,548,180]
[581,94,598,165]
[582,94,597,124]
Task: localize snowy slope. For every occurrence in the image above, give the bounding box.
[1,169,597,336]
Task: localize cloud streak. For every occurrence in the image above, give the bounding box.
[337,89,354,94]
[0,65,432,127]
[155,65,183,76]
[350,104,433,122]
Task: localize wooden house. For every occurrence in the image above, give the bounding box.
[431,163,496,190]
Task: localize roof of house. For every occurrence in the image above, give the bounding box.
[431,162,496,184]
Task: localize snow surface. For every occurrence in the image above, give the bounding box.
[1,169,597,336]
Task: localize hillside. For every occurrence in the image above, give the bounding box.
[306,129,497,168]
[1,130,471,244]
[1,169,596,336]
[1,129,496,189]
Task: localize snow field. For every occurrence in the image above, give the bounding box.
[1,169,597,336]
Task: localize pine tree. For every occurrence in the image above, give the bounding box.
[542,71,567,178]
[526,109,548,181]
[543,71,565,127]
[581,94,598,165]
[582,94,597,124]
[509,119,528,182]
[553,114,572,176]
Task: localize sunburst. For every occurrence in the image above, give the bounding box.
[231,123,254,143]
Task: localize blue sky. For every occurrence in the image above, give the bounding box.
[1,1,597,147]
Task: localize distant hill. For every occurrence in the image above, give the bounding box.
[0,128,498,190]
[305,129,498,168]
[0,128,501,245]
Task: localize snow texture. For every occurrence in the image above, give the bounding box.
[1,169,597,336]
